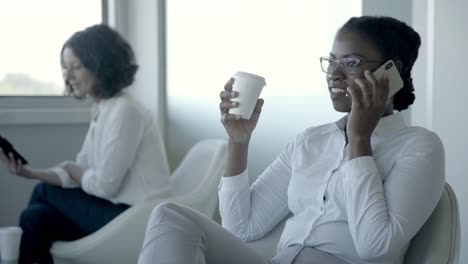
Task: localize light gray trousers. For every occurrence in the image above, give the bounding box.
[138,202,349,264]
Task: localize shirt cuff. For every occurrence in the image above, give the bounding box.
[49,167,79,188]
[80,168,96,194]
[342,156,379,182]
[218,169,249,194]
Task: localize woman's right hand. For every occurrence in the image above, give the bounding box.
[220,78,264,144]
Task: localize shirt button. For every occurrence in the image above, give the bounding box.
[320,206,324,211]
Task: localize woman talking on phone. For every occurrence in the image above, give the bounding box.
[138,16,445,264]
[0,24,170,264]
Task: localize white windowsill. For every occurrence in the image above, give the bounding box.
[0,97,91,125]
[0,107,90,125]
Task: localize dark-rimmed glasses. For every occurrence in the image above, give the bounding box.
[319,57,384,75]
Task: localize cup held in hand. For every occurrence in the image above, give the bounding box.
[228,71,266,119]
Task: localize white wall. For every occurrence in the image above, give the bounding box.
[108,0,166,133]
[0,124,87,226]
[412,0,467,262]
[362,0,411,20]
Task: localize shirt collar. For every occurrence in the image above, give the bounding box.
[96,91,125,116]
[333,112,407,137]
[335,115,347,131]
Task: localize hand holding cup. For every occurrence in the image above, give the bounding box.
[219,71,266,144]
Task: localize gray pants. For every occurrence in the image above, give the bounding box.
[138,202,349,264]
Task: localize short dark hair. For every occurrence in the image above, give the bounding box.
[61,24,138,99]
[338,16,421,111]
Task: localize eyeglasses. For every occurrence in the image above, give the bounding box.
[319,57,384,75]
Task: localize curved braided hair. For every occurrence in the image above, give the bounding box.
[338,16,421,111]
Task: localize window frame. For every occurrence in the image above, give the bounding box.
[0,0,108,125]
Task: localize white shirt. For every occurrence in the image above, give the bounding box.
[219,112,445,264]
[52,92,170,205]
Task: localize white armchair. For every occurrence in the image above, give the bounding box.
[404,182,460,264]
[247,183,460,264]
[51,139,227,264]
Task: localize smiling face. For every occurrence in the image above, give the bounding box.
[327,31,386,112]
[61,47,97,100]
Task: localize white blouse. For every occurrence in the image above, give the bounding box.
[219,112,445,264]
[52,92,170,205]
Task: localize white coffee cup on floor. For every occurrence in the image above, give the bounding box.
[0,226,23,261]
[229,71,266,119]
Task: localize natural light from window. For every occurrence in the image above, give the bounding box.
[0,0,101,96]
[167,0,361,97]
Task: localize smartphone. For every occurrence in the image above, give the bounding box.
[0,135,28,165]
[372,60,404,98]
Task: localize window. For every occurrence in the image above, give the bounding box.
[0,0,103,96]
[165,1,362,177]
[166,0,361,97]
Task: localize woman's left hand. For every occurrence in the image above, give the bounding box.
[60,161,84,184]
[346,70,390,142]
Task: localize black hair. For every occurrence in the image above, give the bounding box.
[61,24,138,99]
[338,16,421,111]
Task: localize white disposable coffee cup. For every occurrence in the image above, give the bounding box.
[229,71,266,119]
[0,226,23,261]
